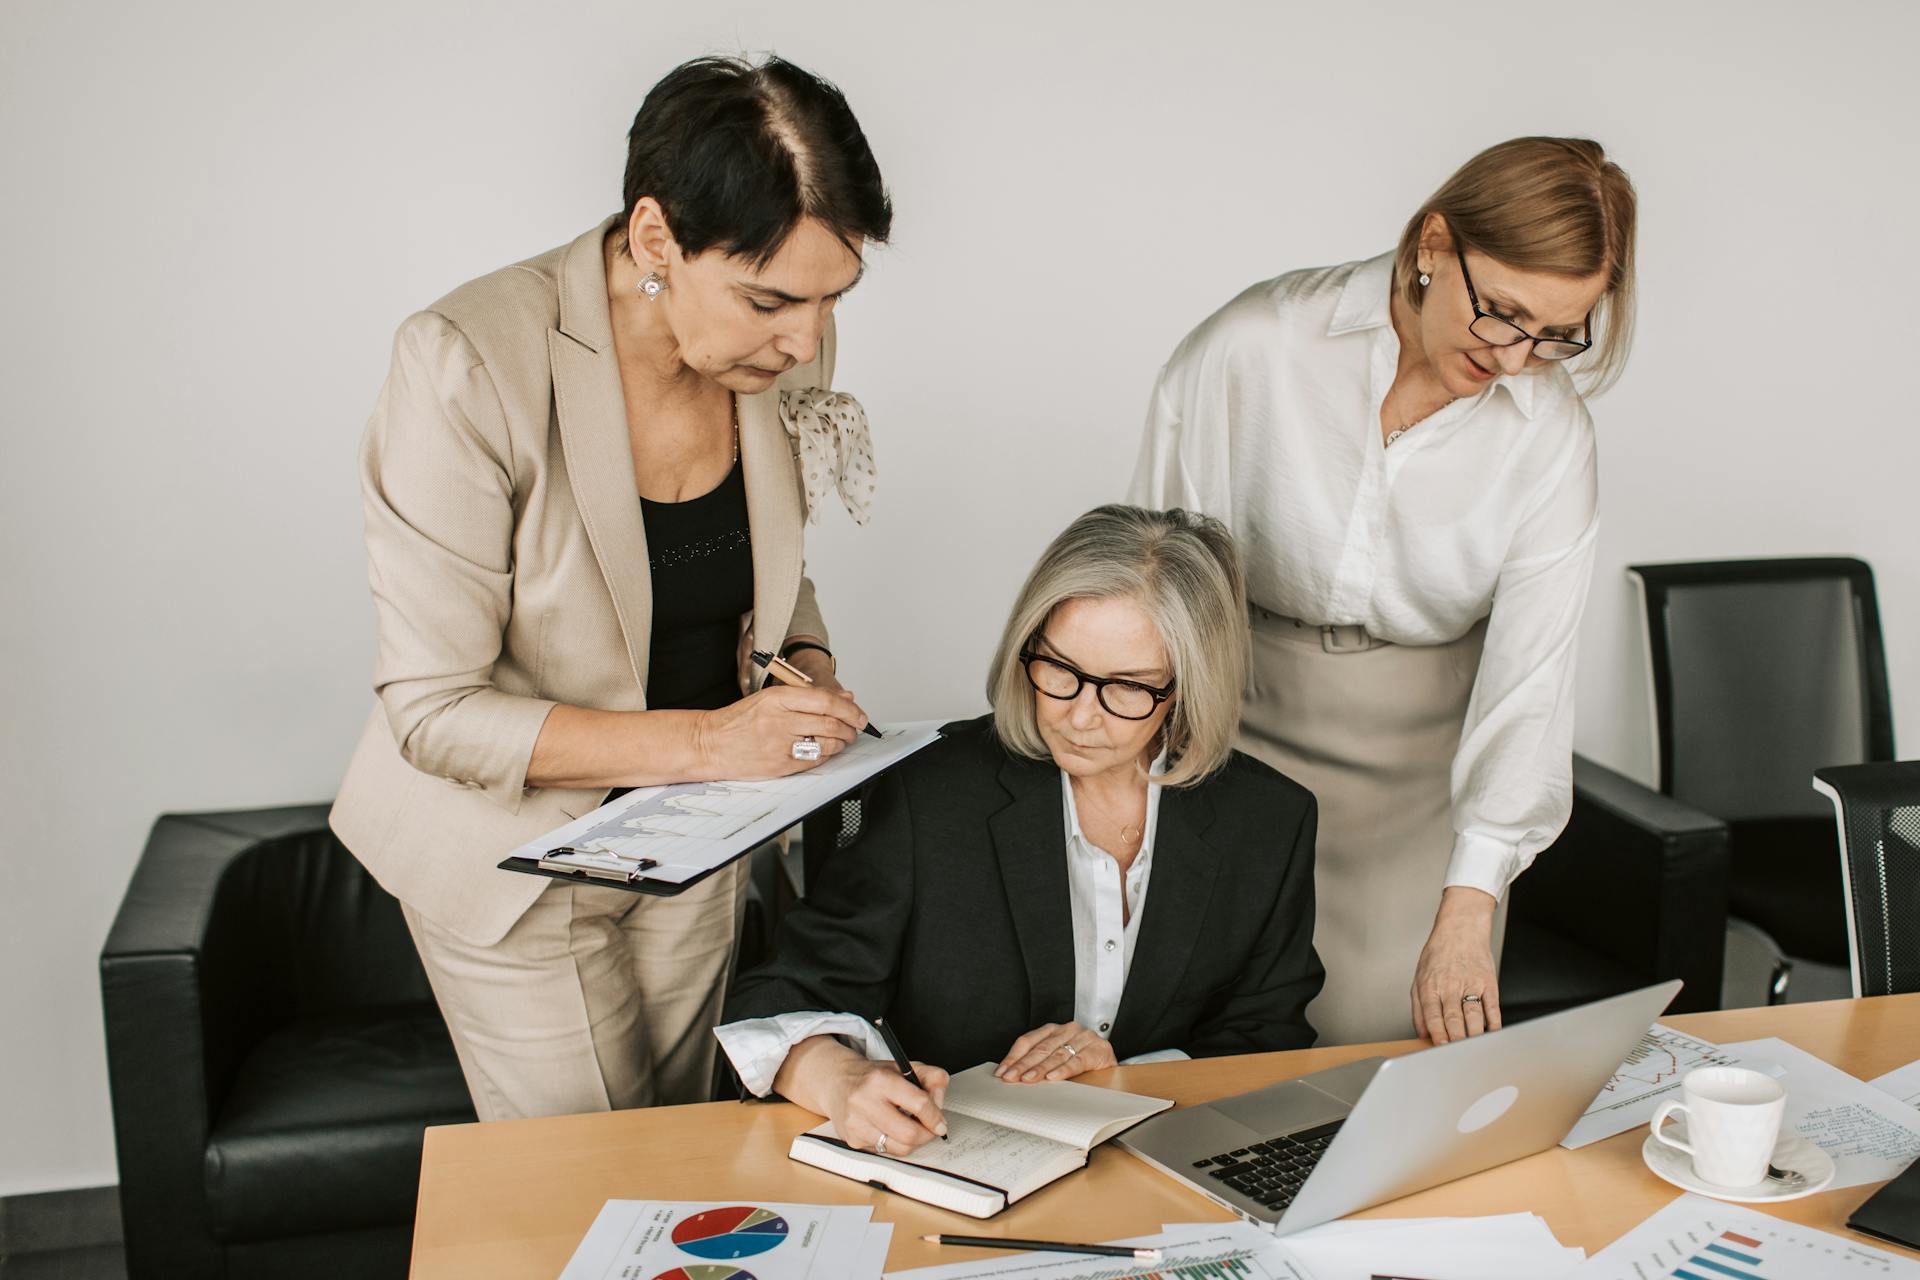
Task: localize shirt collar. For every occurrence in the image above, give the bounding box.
[1334,250,1539,421]
[1327,252,1397,337]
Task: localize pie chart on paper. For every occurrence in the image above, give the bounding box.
[670,1206,791,1260]
[651,1267,757,1280]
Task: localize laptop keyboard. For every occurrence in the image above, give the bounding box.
[1190,1118,1345,1213]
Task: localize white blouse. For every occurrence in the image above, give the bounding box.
[1129,253,1599,898]
[713,763,1182,1096]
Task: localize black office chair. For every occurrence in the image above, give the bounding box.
[1501,754,1730,1021]
[1814,761,1920,997]
[1629,558,1896,1004]
[100,805,475,1280]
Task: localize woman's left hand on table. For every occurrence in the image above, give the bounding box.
[1411,886,1503,1045]
[995,1022,1118,1083]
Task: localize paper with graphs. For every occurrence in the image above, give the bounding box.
[1574,1192,1920,1278]
[511,720,944,884]
[1561,1024,1782,1149]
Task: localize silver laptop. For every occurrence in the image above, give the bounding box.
[1117,980,1681,1235]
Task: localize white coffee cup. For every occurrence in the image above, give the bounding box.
[1651,1066,1786,1187]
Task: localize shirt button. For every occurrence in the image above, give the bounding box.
[1099,1022,1111,1033]
[1104,939,1117,952]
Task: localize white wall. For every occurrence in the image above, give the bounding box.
[3,0,1914,1196]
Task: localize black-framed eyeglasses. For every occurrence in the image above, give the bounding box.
[1455,246,1594,362]
[1019,648,1175,721]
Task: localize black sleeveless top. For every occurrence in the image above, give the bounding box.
[640,459,754,712]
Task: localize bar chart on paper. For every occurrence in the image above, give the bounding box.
[1579,1193,1920,1279]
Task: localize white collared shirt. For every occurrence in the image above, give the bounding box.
[1130,253,1599,898]
[713,760,1183,1096]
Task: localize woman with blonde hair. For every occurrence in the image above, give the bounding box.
[1133,137,1636,1046]
[716,505,1323,1157]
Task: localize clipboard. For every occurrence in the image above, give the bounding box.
[496,719,946,897]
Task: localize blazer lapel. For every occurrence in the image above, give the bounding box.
[1109,785,1222,1048]
[738,386,803,655]
[987,755,1079,1026]
[548,218,653,696]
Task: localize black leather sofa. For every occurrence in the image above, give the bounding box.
[99,804,475,1280]
[1501,754,1731,1020]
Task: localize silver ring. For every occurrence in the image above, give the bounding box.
[1062,1042,1079,1057]
[874,1133,888,1156]
[1461,994,1484,1005]
[791,736,821,761]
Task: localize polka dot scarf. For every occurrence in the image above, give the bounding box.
[779,388,875,526]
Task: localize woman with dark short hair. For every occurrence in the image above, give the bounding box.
[331,55,891,1119]
[717,506,1323,1159]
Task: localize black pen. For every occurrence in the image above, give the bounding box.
[872,1016,946,1139]
[749,649,885,739]
[923,1236,1164,1262]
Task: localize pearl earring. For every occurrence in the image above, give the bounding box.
[639,271,664,299]
[1418,271,1431,287]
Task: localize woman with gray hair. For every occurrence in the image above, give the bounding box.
[715,505,1323,1158]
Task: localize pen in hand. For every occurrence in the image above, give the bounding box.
[873,1015,947,1140]
[749,649,885,739]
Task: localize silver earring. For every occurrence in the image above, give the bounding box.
[639,271,664,299]
[1418,271,1431,287]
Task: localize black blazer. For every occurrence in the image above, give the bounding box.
[727,715,1324,1069]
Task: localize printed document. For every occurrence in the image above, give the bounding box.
[1574,1191,1920,1278]
[512,720,944,884]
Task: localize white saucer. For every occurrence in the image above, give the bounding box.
[1641,1124,1836,1202]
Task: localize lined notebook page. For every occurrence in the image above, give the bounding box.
[891,1113,1085,1197]
[940,1063,1174,1148]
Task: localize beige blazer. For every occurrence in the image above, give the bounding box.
[331,215,834,946]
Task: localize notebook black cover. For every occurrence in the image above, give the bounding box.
[1849,1154,1920,1250]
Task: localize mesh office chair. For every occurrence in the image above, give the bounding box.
[1629,558,1896,1003]
[1814,761,1920,998]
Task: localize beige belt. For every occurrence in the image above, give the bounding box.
[1250,603,1388,654]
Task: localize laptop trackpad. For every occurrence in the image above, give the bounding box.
[1214,1078,1353,1134]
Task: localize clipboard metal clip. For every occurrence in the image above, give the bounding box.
[536,846,659,883]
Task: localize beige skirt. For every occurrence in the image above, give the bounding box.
[1238,606,1503,1046]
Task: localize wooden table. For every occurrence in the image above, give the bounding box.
[411,995,1920,1275]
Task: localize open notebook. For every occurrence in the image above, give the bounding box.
[788,1062,1173,1218]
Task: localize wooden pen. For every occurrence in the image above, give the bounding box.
[749,649,884,738]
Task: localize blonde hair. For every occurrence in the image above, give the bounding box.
[986,505,1248,788]
[1394,136,1638,396]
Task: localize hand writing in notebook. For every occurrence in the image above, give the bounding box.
[996,1021,1118,1083]
[774,1035,952,1154]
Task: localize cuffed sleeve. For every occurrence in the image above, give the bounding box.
[1447,411,1600,897]
[359,311,558,810]
[713,1011,891,1098]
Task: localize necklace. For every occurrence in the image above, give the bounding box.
[1076,783,1146,852]
[730,393,740,465]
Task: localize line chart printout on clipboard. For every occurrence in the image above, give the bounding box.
[509,721,945,884]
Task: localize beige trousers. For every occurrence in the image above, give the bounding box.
[1238,607,1504,1046]
[403,861,748,1121]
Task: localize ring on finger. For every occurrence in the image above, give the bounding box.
[791,736,821,761]
[1062,1041,1079,1058]
[1461,994,1484,1005]
[874,1133,888,1156]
